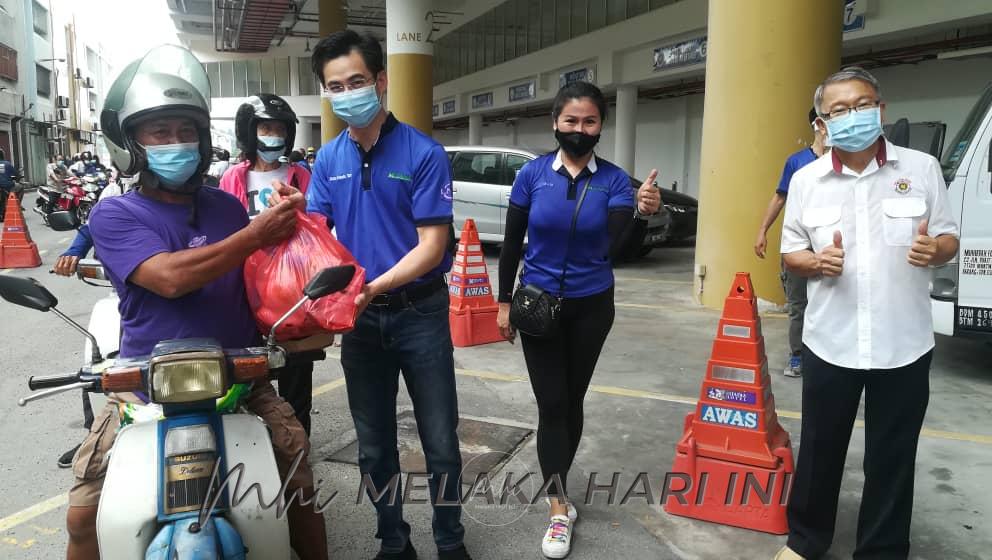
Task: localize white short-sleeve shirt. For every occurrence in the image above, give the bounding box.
[780,139,959,370]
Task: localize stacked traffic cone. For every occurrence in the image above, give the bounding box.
[448,219,505,347]
[663,272,794,534]
[0,193,41,269]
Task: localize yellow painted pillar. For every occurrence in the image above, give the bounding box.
[319,0,346,144]
[385,0,434,135]
[694,0,842,308]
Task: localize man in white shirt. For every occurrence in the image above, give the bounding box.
[775,67,959,560]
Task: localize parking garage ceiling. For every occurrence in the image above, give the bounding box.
[165,0,502,53]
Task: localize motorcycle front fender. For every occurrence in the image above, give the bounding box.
[146,517,247,560]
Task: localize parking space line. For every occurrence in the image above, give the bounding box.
[0,494,67,534]
[323,353,992,445]
[0,377,351,533]
[616,276,693,285]
[452,366,992,445]
[312,378,346,397]
[5,358,987,534]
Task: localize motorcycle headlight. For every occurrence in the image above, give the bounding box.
[150,351,227,403]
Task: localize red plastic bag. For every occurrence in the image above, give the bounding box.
[244,211,366,340]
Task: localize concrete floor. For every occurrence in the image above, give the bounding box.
[1,209,990,559]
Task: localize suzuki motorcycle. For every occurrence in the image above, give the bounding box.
[0,256,355,559]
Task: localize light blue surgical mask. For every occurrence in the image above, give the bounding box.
[326,85,381,128]
[825,107,882,152]
[256,135,285,163]
[143,142,201,189]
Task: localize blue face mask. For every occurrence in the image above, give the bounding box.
[143,142,201,189]
[825,107,882,152]
[256,135,285,163]
[326,85,381,128]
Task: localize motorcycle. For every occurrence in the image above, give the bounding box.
[34,174,86,226]
[0,227,354,558]
[77,173,106,224]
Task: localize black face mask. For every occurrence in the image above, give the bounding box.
[555,129,600,158]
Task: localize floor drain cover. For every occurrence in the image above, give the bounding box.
[326,410,532,482]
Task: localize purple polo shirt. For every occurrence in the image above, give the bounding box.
[88,187,260,358]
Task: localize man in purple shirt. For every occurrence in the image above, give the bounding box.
[65,45,328,560]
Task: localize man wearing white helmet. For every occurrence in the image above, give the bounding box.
[68,45,328,559]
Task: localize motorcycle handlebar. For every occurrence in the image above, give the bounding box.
[28,372,81,391]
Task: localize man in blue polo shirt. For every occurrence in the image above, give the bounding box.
[754,108,829,377]
[302,30,470,560]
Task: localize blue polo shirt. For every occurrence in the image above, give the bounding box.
[306,113,453,285]
[511,151,634,298]
[776,147,818,195]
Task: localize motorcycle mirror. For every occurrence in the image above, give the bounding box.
[48,210,80,231]
[0,276,59,311]
[304,265,356,300]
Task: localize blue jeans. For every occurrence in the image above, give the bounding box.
[340,287,465,552]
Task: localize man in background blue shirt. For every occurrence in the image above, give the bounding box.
[754,108,829,377]
[295,31,470,560]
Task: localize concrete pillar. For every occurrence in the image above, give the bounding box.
[295,118,313,151]
[693,0,841,308]
[318,0,346,144]
[468,113,482,145]
[386,0,434,135]
[614,84,637,174]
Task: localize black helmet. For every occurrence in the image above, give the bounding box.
[235,94,298,163]
[100,45,212,193]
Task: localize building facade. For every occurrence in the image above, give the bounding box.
[0,0,57,185]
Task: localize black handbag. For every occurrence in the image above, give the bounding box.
[509,177,591,338]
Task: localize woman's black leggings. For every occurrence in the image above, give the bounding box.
[519,286,615,497]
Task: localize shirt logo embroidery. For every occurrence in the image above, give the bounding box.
[441,182,453,202]
[388,171,412,182]
[894,178,912,195]
[188,235,208,248]
[327,173,352,181]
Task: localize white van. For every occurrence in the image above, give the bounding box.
[931,83,992,339]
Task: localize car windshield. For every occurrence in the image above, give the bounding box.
[941,84,992,183]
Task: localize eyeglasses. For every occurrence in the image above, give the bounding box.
[322,75,375,95]
[823,100,880,121]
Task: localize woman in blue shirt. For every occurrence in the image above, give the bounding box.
[496,81,661,559]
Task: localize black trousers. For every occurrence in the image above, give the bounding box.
[277,361,315,436]
[519,286,615,497]
[787,347,932,560]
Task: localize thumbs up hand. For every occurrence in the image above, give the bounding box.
[816,230,845,277]
[908,218,937,267]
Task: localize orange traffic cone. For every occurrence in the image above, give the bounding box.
[448,219,506,347]
[663,272,794,534]
[0,193,42,269]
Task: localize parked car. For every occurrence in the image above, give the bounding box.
[659,186,698,243]
[444,146,691,258]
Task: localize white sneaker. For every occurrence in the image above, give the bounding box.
[773,546,806,560]
[541,515,572,559]
[545,497,578,523]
